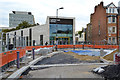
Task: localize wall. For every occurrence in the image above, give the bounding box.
[32,24,49,45]
[91,2,107,44]
[7,24,49,47]
[117,15,120,44]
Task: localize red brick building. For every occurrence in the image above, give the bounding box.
[118,7,120,45]
[90,2,118,45]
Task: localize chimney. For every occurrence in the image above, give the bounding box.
[100,1,104,6]
[95,6,97,12]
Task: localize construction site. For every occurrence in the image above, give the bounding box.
[0,45,120,80]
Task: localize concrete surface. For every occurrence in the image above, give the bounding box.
[26,64,104,78]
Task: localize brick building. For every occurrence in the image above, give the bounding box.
[118,2,120,45]
[90,2,118,45]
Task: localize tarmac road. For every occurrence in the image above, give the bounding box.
[27,64,105,78]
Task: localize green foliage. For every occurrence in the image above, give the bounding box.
[16,21,32,29]
[2,21,36,33]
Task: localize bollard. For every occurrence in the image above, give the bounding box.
[56,45,57,51]
[17,51,20,69]
[32,48,35,60]
[73,45,75,50]
[82,43,84,49]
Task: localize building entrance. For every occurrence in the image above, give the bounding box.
[56,37,70,45]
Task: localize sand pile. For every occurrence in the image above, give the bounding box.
[64,52,100,61]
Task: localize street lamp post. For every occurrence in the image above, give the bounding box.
[55,7,64,51]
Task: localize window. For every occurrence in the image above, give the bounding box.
[112,37,116,44]
[19,37,20,46]
[106,9,108,13]
[112,17,116,23]
[112,27,116,33]
[108,17,111,23]
[108,27,112,33]
[26,36,28,46]
[109,8,116,13]
[81,34,83,38]
[109,8,111,13]
[108,17,116,23]
[108,37,111,44]
[40,35,43,45]
[108,27,116,34]
[113,8,114,13]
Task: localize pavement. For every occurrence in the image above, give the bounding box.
[24,64,105,78]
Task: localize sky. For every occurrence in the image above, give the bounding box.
[0,0,119,31]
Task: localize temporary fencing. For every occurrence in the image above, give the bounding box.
[25,45,54,50]
[0,48,26,68]
[0,45,54,70]
[57,44,119,49]
[0,44,119,71]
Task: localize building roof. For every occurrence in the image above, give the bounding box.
[105,2,117,8]
[12,11,32,15]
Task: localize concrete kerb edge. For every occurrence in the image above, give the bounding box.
[29,51,61,65]
[30,63,109,70]
[7,51,60,79]
[7,66,29,79]
[100,57,113,64]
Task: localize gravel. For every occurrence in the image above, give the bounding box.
[35,53,100,65]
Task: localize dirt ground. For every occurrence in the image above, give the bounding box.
[103,49,118,61]
[63,52,100,61]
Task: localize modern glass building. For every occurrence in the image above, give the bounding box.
[9,11,35,27]
[48,17,75,45]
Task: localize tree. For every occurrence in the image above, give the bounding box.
[16,21,32,29]
[78,28,84,37]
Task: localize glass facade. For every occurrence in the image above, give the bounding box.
[9,12,35,27]
[49,20,73,45]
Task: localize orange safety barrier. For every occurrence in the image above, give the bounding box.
[25,45,54,50]
[93,45,118,49]
[0,53,2,67]
[0,45,119,68]
[75,45,83,48]
[0,48,26,67]
[84,45,94,48]
[57,45,74,48]
[0,45,54,67]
